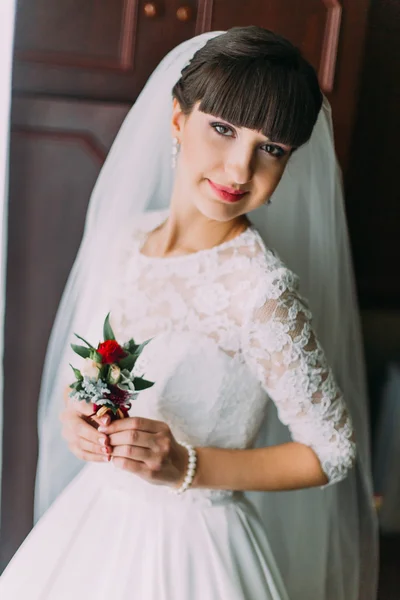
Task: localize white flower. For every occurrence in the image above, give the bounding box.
[81,358,101,381]
[108,364,121,385]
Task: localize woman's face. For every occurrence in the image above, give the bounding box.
[171,99,293,222]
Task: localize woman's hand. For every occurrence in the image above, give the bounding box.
[60,387,113,463]
[98,417,189,488]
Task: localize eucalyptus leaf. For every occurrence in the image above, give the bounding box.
[71,344,90,359]
[118,380,135,391]
[103,313,116,341]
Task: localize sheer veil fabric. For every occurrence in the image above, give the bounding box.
[34,32,378,599]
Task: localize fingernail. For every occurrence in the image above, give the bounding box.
[101,416,110,425]
[98,437,106,446]
[98,426,108,433]
[103,455,110,462]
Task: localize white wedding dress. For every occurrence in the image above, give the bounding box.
[0,210,356,600]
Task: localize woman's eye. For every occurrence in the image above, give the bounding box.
[211,123,234,137]
[262,144,286,158]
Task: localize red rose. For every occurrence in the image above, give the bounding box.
[97,340,127,364]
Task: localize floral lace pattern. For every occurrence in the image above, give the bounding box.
[108,210,356,490]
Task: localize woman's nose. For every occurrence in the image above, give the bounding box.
[224,145,254,185]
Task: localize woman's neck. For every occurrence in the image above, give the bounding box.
[143,205,249,259]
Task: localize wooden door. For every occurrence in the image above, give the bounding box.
[1,0,371,569]
[13,0,198,101]
[0,97,129,568]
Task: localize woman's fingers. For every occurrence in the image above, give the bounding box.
[84,413,111,431]
[69,442,111,463]
[78,437,112,457]
[62,417,111,463]
[99,416,167,435]
[64,390,109,428]
[111,445,152,463]
[61,410,110,447]
[108,428,154,449]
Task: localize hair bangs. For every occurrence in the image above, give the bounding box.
[172,27,322,149]
[197,58,318,148]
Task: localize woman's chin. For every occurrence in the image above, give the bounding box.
[194,195,242,223]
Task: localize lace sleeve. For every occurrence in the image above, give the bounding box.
[241,266,356,485]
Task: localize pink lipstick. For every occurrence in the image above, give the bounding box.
[208,179,248,203]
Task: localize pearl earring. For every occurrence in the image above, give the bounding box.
[171,137,180,169]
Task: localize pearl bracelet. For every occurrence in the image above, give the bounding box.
[172,441,197,495]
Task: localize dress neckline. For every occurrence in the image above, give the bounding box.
[136,215,256,264]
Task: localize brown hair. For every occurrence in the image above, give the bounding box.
[172,26,322,148]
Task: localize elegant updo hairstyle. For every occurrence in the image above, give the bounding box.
[172,26,323,149]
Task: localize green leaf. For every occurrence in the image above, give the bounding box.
[132,338,152,357]
[123,338,137,353]
[119,354,136,371]
[70,380,82,390]
[133,377,154,391]
[103,313,116,341]
[71,344,90,359]
[89,349,103,363]
[100,364,109,380]
[74,333,95,349]
[69,364,83,380]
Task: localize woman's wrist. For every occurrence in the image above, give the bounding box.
[171,441,198,494]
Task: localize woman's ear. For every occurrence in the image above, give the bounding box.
[171,97,186,140]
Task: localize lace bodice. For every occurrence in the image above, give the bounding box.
[108,210,356,492]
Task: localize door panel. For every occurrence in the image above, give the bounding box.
[13,0,198,101]
[0,97,129,569]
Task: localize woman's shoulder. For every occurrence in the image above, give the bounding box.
[131,209,168,236]
[119,209,168,245]
[242,227,300,287]
[237,227,310,314]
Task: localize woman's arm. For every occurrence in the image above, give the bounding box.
[239,266,357,489]
[98,415,331,491]
[191,442,328,492]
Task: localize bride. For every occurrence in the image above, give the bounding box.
[0,26,378,599]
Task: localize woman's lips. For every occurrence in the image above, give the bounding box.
[208,179,247,203]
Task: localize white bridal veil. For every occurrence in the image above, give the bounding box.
[34,32,378,600]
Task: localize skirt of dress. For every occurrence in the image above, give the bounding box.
[0,462,289,600]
